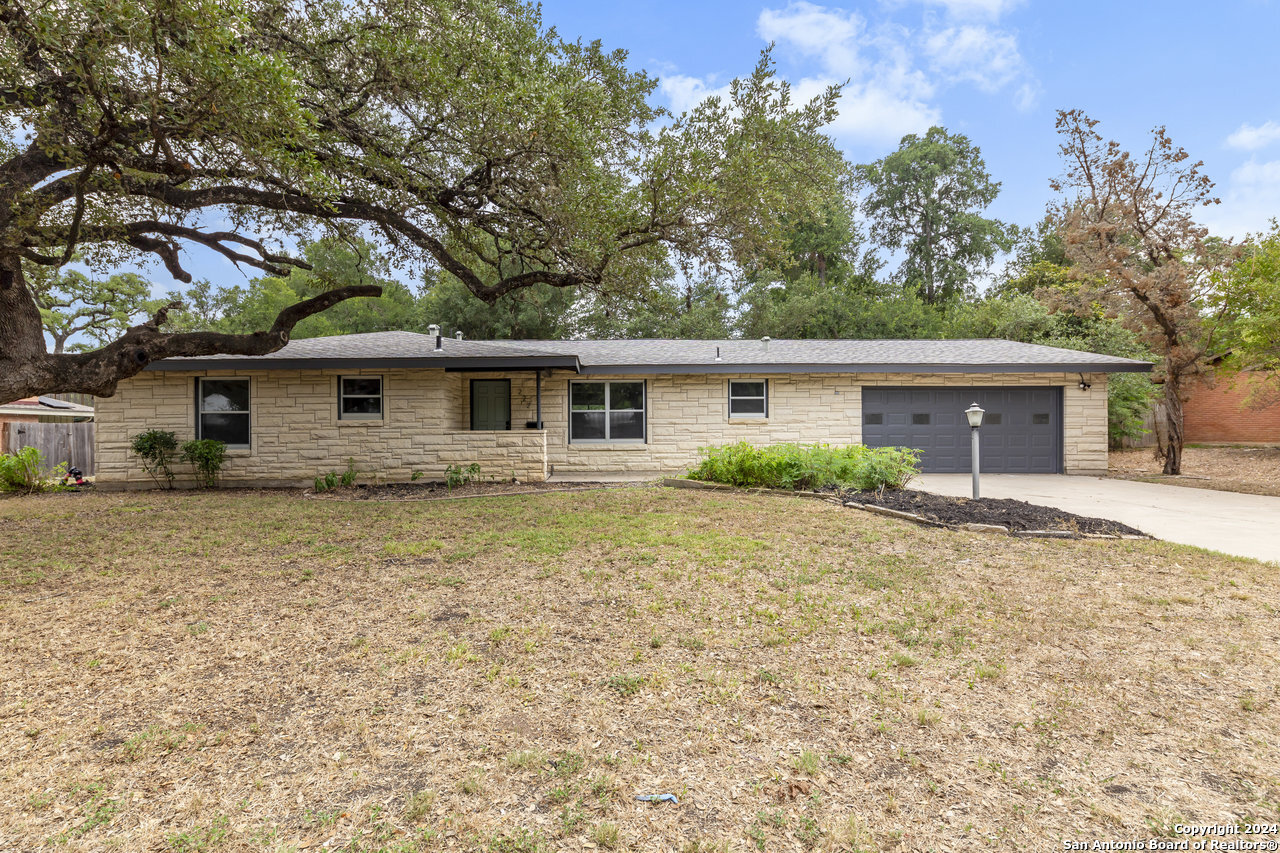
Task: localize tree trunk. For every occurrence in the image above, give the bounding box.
[1158,373,1185,475]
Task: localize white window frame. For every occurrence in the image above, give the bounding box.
[569,380,646,444]
[728,379,768,419]
[196,377,251,449]
[338,375,384,421]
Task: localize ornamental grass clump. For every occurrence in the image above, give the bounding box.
[687,442,919,492]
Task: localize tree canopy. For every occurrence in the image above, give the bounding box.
[858,126,1015,305]
[0,0,846,401]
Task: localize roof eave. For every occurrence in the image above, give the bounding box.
[575,361,1154,375]
[145,355,582,372]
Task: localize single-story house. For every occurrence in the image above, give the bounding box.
[0,395,96,424]
[93,331,1152,488]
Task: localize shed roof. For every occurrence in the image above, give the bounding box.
[146,331,1152,374]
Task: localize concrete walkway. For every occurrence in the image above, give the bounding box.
[914,474,1280,564]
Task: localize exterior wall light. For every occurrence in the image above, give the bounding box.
[965,402,984,499]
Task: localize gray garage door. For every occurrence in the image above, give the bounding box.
[861,387,1062,473]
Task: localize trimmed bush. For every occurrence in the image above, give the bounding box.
[687,442,920,492]
[180,439,227,488]
[130,429,180,488]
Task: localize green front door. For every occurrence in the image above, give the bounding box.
[470,380,511,430]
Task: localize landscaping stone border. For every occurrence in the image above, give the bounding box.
[664,478,1149,541]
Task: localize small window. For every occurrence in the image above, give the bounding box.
[339,376,383,420]
[911,413,931,425]
[985,413,1003,425]
[570,381,645,443]
[863,413,884,425]
[729,380,768,418]
[1032,413,1051,425]
[197,378,250,448]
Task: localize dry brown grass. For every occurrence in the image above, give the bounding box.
[1110,445,1280,496]
[1,486,1277,852]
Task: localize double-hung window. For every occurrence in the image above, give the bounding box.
[196,378,251,448]
[570,381,645,443]
[728,380,768,418]
[339,376,383,420]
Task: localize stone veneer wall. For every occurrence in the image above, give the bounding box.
[94,368,548,488]
[532,371,1108,477]
[95,368,1109,488]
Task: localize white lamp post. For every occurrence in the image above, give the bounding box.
[965,402,985,499]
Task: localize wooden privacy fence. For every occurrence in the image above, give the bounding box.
[2,421,95,475]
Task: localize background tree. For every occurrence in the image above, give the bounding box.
[0,0,846,402]
[27,265,152,353]
[1049,109,1235,474]
[1215,220,1280,396]
[579,278,736,339]
[858,127,1015,305]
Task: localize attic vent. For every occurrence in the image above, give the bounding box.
[427,324,441,338]
[761,336,771,352]
[456,331,464,340]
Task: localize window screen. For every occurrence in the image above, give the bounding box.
[728,380,767,417]
[570,381,645,442]
[197,378,250,447]
[339,376,383,420]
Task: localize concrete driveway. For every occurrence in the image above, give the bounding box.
[914,474,1280,564]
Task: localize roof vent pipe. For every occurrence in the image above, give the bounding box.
[435,334,443,352]
[456,331,464,340]
[427,324,440,338]
[714,346,722,362]
[761,336,771,352]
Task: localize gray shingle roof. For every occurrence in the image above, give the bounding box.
[147,331,1152,373]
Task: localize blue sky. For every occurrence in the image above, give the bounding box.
[540,0,1280,243]
[68,0,1280,304]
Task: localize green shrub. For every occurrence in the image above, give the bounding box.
[180,439,227,488]
[0,446,47,493]
[313,471,340,493]
[1108,372,1156,448]
[340,458,358,487]
[445,462,481,490]
[687,442,919,492]
[130,429,180,488]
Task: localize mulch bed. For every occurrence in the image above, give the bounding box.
[309,479,635,501]
[840,488,1149,536]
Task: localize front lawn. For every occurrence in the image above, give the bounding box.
[1,487,1276,851]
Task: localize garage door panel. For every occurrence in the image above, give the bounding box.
[862,386,1062,474]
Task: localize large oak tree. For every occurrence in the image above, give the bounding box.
[0,0,845,402]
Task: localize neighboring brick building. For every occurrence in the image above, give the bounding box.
[93,332,1152,488]
[1184,371,1280,443]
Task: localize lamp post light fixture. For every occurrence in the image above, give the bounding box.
[965,402,985,499]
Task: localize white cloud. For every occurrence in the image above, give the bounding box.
[659,1,1038,144]
[922,24,1038,109]
[1201,158,1280,240]
[920,0,1024,20]
[1225,121,1280,151]
[752,4,939,144]
[659,74,732,115]
[757,1,866,77]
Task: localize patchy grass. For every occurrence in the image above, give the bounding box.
[1,487,1278,850]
